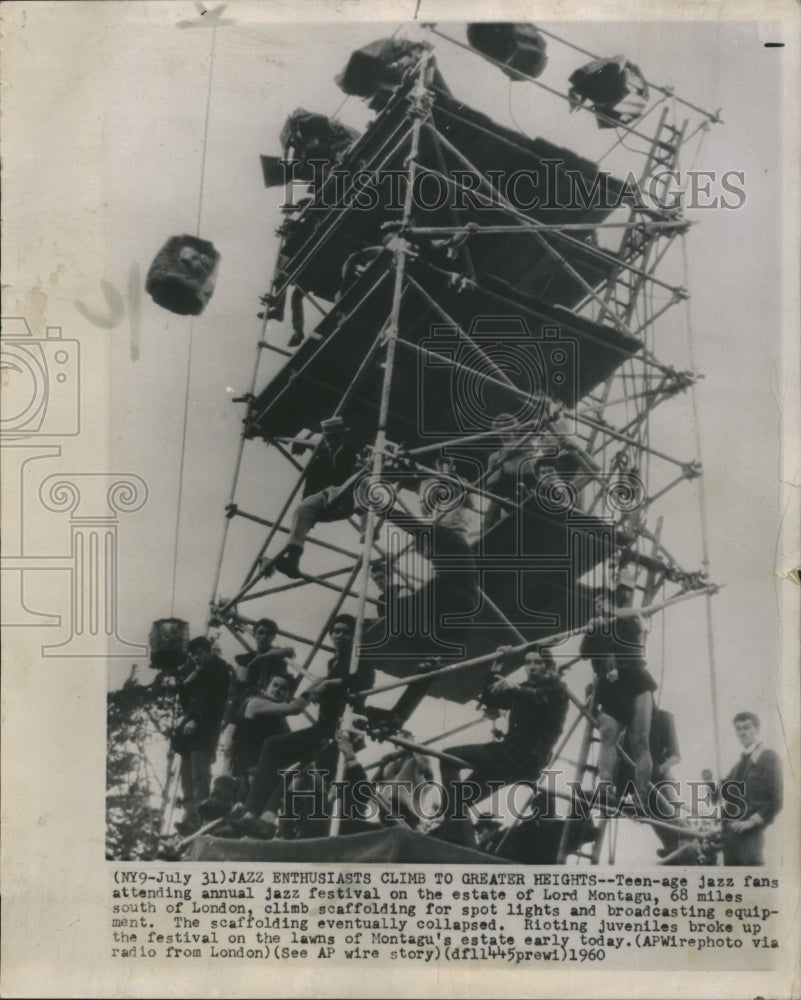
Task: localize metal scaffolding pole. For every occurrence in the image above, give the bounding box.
[363,585,717,700]
[423,26,680,154]
[330,59,432,836]
[202,39,722,860]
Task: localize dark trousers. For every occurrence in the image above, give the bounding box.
[289,487,356,548]
[722,824,766,865]
[179,749,215,822]
[245,725,328,817]
[438,742,529,848]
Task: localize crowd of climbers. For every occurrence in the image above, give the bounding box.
[168,414,782,863]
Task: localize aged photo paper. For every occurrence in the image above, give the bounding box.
[2,1,799,997]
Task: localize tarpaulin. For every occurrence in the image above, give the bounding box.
[188,826,509,863]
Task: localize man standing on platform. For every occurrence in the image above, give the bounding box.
[579,572,657,809]
[720,712,782,865]
[172,637,230,834]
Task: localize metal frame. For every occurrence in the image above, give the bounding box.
[199,43,722,860]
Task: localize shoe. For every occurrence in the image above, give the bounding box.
[363,706,401,739]
[417,816,443,836]
[156,842,184,861]
[273,544,302,579]
[198,797,234,821]
[174,819,200,837]
[211,824,240,839]
[198,777,239,820]
[288,330,304,348]
[230,814,277,840]
[265,294,285,322]
[564,819,599,852]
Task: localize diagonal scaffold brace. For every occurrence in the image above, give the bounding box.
[330,55,435,837]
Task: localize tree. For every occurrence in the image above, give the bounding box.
[106,670,179,860]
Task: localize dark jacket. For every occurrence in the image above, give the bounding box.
[222,648,293,727]
[303,439,360,498]
[231,711,290,775]
[316,651,375,736]
[176,655,230,753]
[722,746,783,826]
[484,671,568,765]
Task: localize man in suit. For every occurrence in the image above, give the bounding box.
[720,712,782,866]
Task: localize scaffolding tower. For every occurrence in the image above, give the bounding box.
[204,28,722,863]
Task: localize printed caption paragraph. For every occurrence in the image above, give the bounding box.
[110,868,781,969]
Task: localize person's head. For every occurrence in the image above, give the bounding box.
[733,711,760,749]
[329,613,356,652]
[474,813,502,849]
[523,646,556,683]
[263,673,292,703]
[253,617,278,652]
[434,453,455,475]
[593,586,614,617]
[370,559,388,590]
[614,568,636,608]
[534,456,558,480]
[187,636,213,664]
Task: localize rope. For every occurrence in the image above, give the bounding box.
[657,577,667,704]
[506,78,529,137]
[670,111,721,780]
[680,231,723,783]
[195,26,217,235]
[170,27,217,617]
[170,328,194,618]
